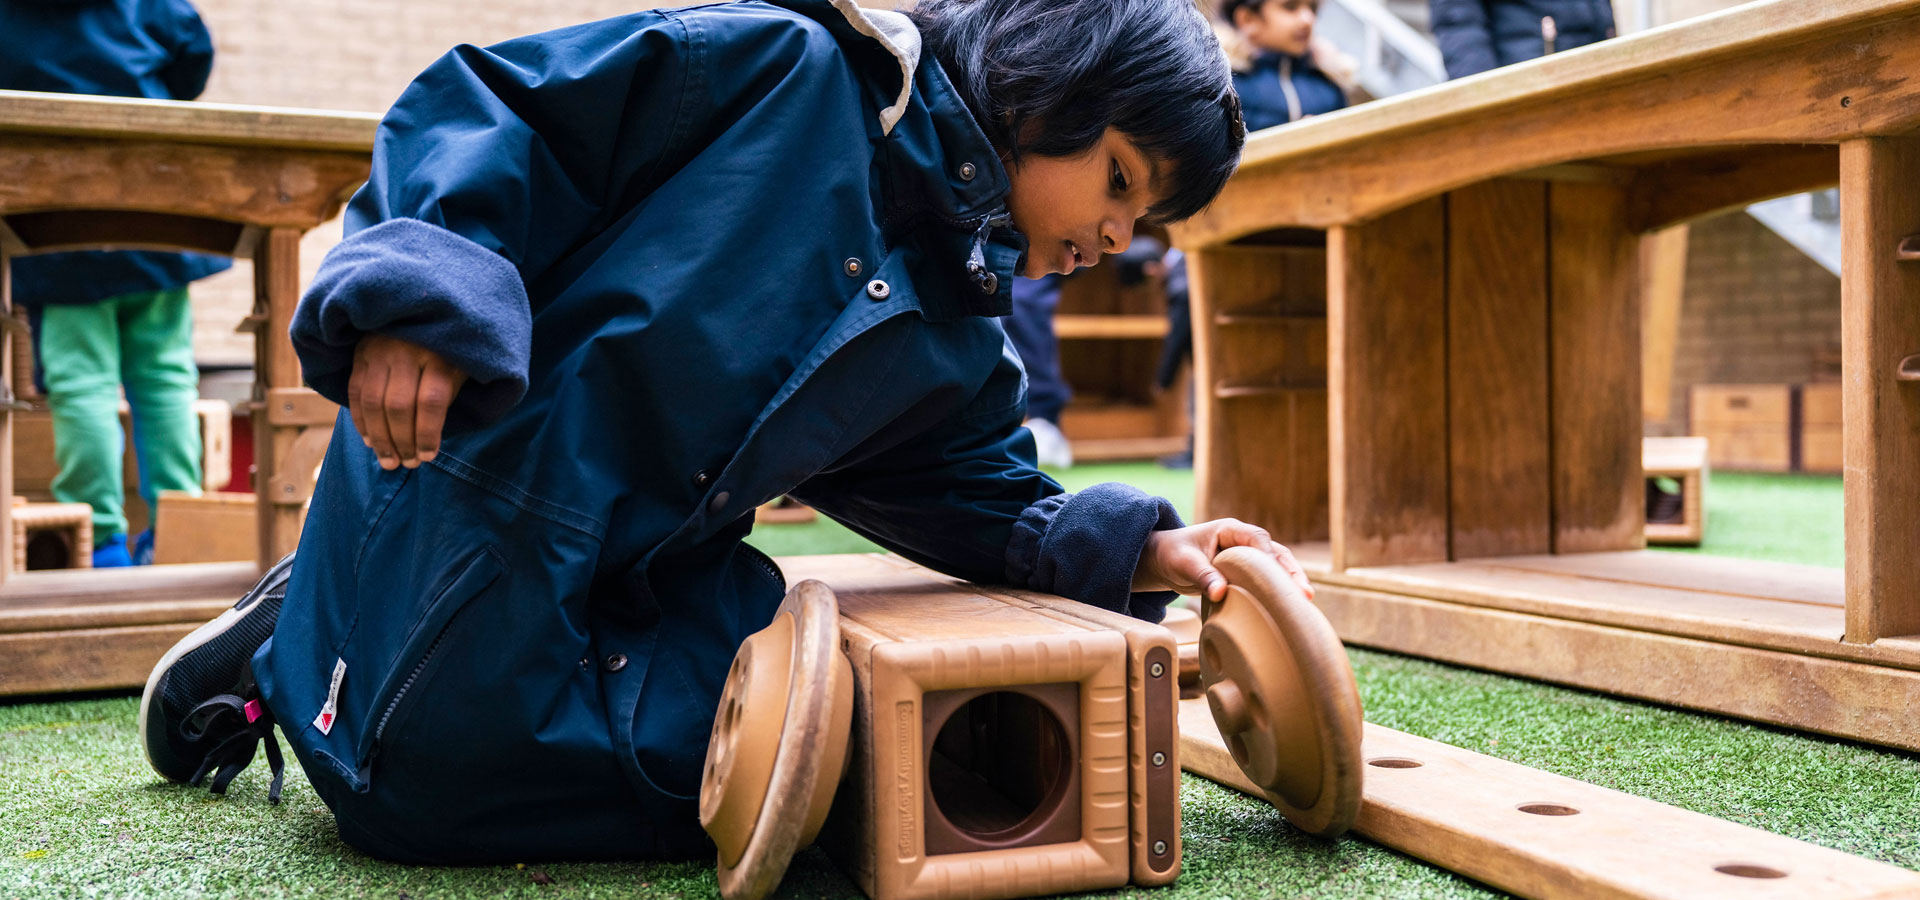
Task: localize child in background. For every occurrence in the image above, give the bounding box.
[140,0,1316,864]
[0,0,226,566]
[1220,0,1352,131]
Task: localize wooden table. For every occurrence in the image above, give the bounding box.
[1171,0,1920,750]
[0,91,374,695]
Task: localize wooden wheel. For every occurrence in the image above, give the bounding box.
[699,580,854,900]
[1197,546,1364,837]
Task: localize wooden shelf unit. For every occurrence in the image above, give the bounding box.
[1053,246,1189,461]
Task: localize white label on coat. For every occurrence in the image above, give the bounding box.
[312,657,346,735]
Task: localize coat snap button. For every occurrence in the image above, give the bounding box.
[958,162,977,181]
[604,653,628,672]
[978,272,998,295]
[844,257,863,276]
[709,491,731,514]
[866,279,891,301]
[693,470,712,488]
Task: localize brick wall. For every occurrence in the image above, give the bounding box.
[1649,210,1841,436]
[180,0,707,365]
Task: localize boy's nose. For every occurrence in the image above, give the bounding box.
[1102,219,1135,255]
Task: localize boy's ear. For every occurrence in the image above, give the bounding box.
[1230,3,1261,31]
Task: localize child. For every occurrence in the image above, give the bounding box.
[0,0,227,566]
[1220,0,1351,131]
[139,0,1315,864]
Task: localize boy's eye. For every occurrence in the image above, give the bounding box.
[1111,159,1129,193]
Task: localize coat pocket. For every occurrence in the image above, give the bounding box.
[343,546,506,788]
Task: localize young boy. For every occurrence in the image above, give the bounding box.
[1220,0,1351,131]
[1,0,227,566]
[139,0,1314,863]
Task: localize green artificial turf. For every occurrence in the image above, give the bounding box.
[5,467,1915,900]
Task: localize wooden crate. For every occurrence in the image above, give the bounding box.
[1689,384,1791,471]
[1642,436,1708,546]
[10,498,92,571]
[1800,382,1842,474]
[152,491,258,565]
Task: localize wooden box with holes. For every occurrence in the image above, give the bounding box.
[694,548,1366,900]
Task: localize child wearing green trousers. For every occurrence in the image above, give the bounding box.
[2,0,232,567]
[36,286,210,567]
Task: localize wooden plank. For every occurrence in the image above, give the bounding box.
[1639,226,1689,421]
[0,561,259,612]
[1311,582,1920,753]
[1841,137,1920,643]
[152,492,258,565]
[0,89,378,151]
[1329,198,1448,569]
[264,387,339,427]
[1446,181,1551,559]
[1627,145,1838,232]
[0,622,198,695]
[1172,0,1920,243]
[0,248,12,583]
[254,228,307,565]
[1549,183,1643,554]
[1180,700,1920,900]
[0,135,367,229]
[1052,314,1168,340]
[1068,435,1191,462]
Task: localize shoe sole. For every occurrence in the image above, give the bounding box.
[137,555,295,781]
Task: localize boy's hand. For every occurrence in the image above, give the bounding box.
[1133,519,1314,603]
[347,334,468,471]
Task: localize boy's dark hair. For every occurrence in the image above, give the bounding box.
[912,0,1246,225]
[1218,0,1274,21]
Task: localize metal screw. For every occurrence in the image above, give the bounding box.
[1152,751,1167,767]
[1150,662,1166,678]
[1841,96,1853,108]
[1152,840,1168,856]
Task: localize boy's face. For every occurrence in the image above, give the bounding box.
[1235,0,1317,57]
[1003,128,1163,279]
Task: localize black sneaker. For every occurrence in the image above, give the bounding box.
[138,553,295,802]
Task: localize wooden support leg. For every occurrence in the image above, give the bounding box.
[1447,181,1551,559]
[1548,183,1643,553]
[1329,198,1448,569]
[250,227,326,568]
[1841,137,1920,643]
[0,241,15,582]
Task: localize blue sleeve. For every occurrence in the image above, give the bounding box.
[1430,0,1498,79]
[790,346,1184,622]
[291,10,733,426]
[149,0,214,100]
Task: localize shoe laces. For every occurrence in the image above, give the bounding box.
[180,665,285,804]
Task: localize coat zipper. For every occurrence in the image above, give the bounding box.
[1279,56,1303,123]
[371,618,458,749]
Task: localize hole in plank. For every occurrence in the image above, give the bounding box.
[1517,803,1581,816]
[1716,863,1788,879]
[1367,757,1423,769]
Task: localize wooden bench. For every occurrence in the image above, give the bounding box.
[1172,0,1920,751]
[0,91,374,695]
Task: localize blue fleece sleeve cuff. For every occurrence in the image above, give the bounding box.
[1005,481,1185,622]
[291,218,532,431]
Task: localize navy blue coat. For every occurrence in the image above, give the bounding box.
[1430,0,1616,79]
[1234,50,1347,132]
[0,0,230,304]
[257,0,1185,862]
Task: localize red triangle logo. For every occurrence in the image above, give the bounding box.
[319,712,333,729]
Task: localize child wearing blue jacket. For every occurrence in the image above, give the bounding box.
[1,0,229,566]
[139,0,1317,863]
[1220,0,1350,131]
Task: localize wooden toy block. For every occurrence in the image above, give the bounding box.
[9,498,92,571]
[1642,436,1708,546]
[704,553,1202,900]
[704,551,1367,900]
[152,491,258,565]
